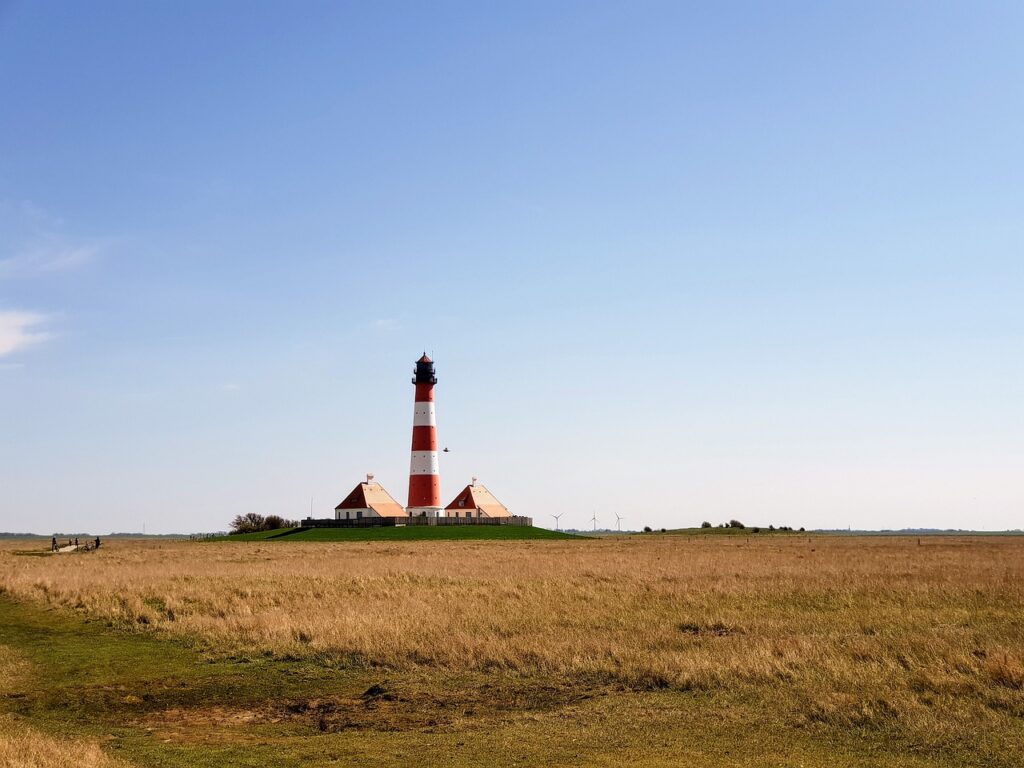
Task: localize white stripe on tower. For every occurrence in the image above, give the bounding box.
[412,402,436,427]
[410,450,440,474]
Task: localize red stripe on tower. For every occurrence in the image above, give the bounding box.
[407,353,442,516]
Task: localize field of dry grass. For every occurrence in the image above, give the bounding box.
[0,643,126,768]
[0,713,128,768]
[1,534,1022,765]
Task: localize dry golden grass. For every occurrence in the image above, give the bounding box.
[0,643,33,688]
[0,714,128,768]
[1,644,126,768]
[2,534,1022,756]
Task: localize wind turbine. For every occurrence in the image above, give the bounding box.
[614,512,623,532]
[551,513,563,531]
[591,511,598,532]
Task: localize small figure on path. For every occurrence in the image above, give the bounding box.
[95,536,101,549]
[75,537,79,547]
[51,536,57,552]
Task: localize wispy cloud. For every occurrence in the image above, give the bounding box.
[0,238,101,277]
[0,200,105,277]
[126,391,161,401]
[0,311,50,357]
[221,383,241,393]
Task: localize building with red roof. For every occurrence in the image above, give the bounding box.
[444,478,511,519]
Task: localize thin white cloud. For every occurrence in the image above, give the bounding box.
[0,311,50,357]
[126,391,161,400]
[221,383,241,393]
[0,200,104,277]
[0,239,100,277]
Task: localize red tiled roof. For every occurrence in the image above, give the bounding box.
[334,482,406,516]
[444,483,510,517]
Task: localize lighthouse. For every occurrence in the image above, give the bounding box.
[407,353,443,517]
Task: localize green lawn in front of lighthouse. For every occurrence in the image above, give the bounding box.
[211,525,579,542]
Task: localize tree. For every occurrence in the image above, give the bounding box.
[729,519,745,529]
[643,526,653,533]
[230,513,266,534]
[230,514,299,534]
[701,521,712,529]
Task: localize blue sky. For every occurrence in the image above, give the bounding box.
[1,1,1021,533]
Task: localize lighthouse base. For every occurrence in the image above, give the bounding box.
[406,507,445,518]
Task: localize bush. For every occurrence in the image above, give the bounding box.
[230,513,266,535]
[230,513,299,534]
[729,520,745,529]
[701,521,712,529]
[264,515,289,531]
[752,527,760,534]
[643,525,652,533]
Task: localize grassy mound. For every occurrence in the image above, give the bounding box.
[216,525,576,542]
[212,528,301,541]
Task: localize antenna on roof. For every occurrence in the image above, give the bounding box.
[471,476,477,486]
[551,512,563,531]
[366,472,375,483]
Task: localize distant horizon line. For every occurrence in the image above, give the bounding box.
[4,528,1023,538]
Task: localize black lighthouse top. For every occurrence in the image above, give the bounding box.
[413,353,437,385]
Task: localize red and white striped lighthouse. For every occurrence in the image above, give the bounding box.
[407,353,443,516]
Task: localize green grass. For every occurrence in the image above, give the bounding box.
[1,595,988,768]
[644,526,808,536]
[208,527,301,541]
[213,525,577,542]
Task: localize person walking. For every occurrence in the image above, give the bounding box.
[95,536,101,550]
[51,536,57,552]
